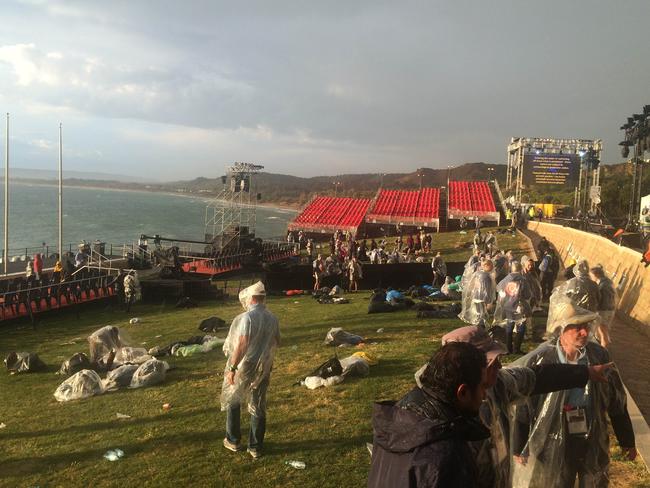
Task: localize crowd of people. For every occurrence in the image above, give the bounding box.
[220,227,638,487]
[302,228,445,292]
[366,233,636,487]
[457,232,617,353]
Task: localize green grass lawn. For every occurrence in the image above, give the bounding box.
[0,225,647,487]
[1,294,648,487]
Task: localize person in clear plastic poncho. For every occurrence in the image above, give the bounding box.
[521,255,543,340]
[510,299,637,488]
[589,265,617,348]
[459,259,496,327]
[220,281,280,458]
[493,261,532,354]
[413,325,610,488]
[557,258,601,312]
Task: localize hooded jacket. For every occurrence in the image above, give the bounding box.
[368,387,489,488]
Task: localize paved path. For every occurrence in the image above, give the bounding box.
[610,319,650,421]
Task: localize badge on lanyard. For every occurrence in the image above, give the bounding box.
[565,408,588,435]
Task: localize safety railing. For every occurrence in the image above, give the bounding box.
[0,273,116,321]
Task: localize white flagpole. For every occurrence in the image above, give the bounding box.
[58,123,63,261]
[3,113,8,275]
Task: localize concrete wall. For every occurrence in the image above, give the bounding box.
[526,221,649,327]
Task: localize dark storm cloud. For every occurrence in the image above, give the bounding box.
[0,0,649,177]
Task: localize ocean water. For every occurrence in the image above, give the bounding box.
[0,183,296,255]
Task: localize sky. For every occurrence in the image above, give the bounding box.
[0,0,648,181]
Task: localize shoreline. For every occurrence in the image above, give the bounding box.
[12,180,300,213]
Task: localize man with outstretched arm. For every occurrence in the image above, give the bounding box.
[439,325,613,488]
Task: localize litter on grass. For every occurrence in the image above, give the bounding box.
[116,413,131,419]
[323,328,364,346]
[4,352,47,373]
[103,449,125,461]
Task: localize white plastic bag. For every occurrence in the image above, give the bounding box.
[129,359,169,389]
[54,369,104,402]
[114,347,152,365]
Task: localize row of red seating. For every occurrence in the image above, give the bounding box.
[293,196,332,224]
[370,188,440,219]
[448,181,496,213]
[416,187,440,219]
[292,196,371,229]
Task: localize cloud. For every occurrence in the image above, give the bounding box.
[0,0,649,179]
[29,138,54,150]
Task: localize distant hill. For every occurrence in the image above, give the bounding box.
[162,162,509,207]
[1,167,153,183]
[5,161,646,220]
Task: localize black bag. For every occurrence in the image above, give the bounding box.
[307,357,343,379]
[58,352,92,376]
[175,296,198,308]
[488,325,506,343]
[369,291,387,303]
[368,301,395,314]
[198,316,227,333]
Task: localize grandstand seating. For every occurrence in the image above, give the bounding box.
[448,181,496,214]
[290,180,496,234]
[369,188,440,220]
[290,196,371,231]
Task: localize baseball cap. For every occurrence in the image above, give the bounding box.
[442,326,507,364]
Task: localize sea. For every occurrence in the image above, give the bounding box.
[0,183,296,256]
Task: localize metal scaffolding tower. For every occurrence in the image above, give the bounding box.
[204,162,263,250]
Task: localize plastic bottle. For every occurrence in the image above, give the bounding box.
[285,460,306,469]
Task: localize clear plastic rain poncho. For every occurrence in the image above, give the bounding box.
[493,253,510,283]
[87,326,128,362]
[555,259,601,312]
[220,282,280,416]
[123,272,142,301]
[520,256,542,307]
[103,364,139,391]
[130,358,169,388]
[475,366,537,488]
[54,369,104,402]
[459,267,496,325]
[508,300,631,488]
[493,272,533,326]
[460,256,480,294]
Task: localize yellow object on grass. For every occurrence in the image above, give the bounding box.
[352,351,379,366]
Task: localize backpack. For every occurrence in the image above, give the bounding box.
[307,357,343,379]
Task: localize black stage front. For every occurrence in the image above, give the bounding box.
[264,262,465,291]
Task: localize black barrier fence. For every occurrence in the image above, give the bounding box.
[0,274,115,321]
[265,262,466,292]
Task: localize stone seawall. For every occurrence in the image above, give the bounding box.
[526,221,649,327]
